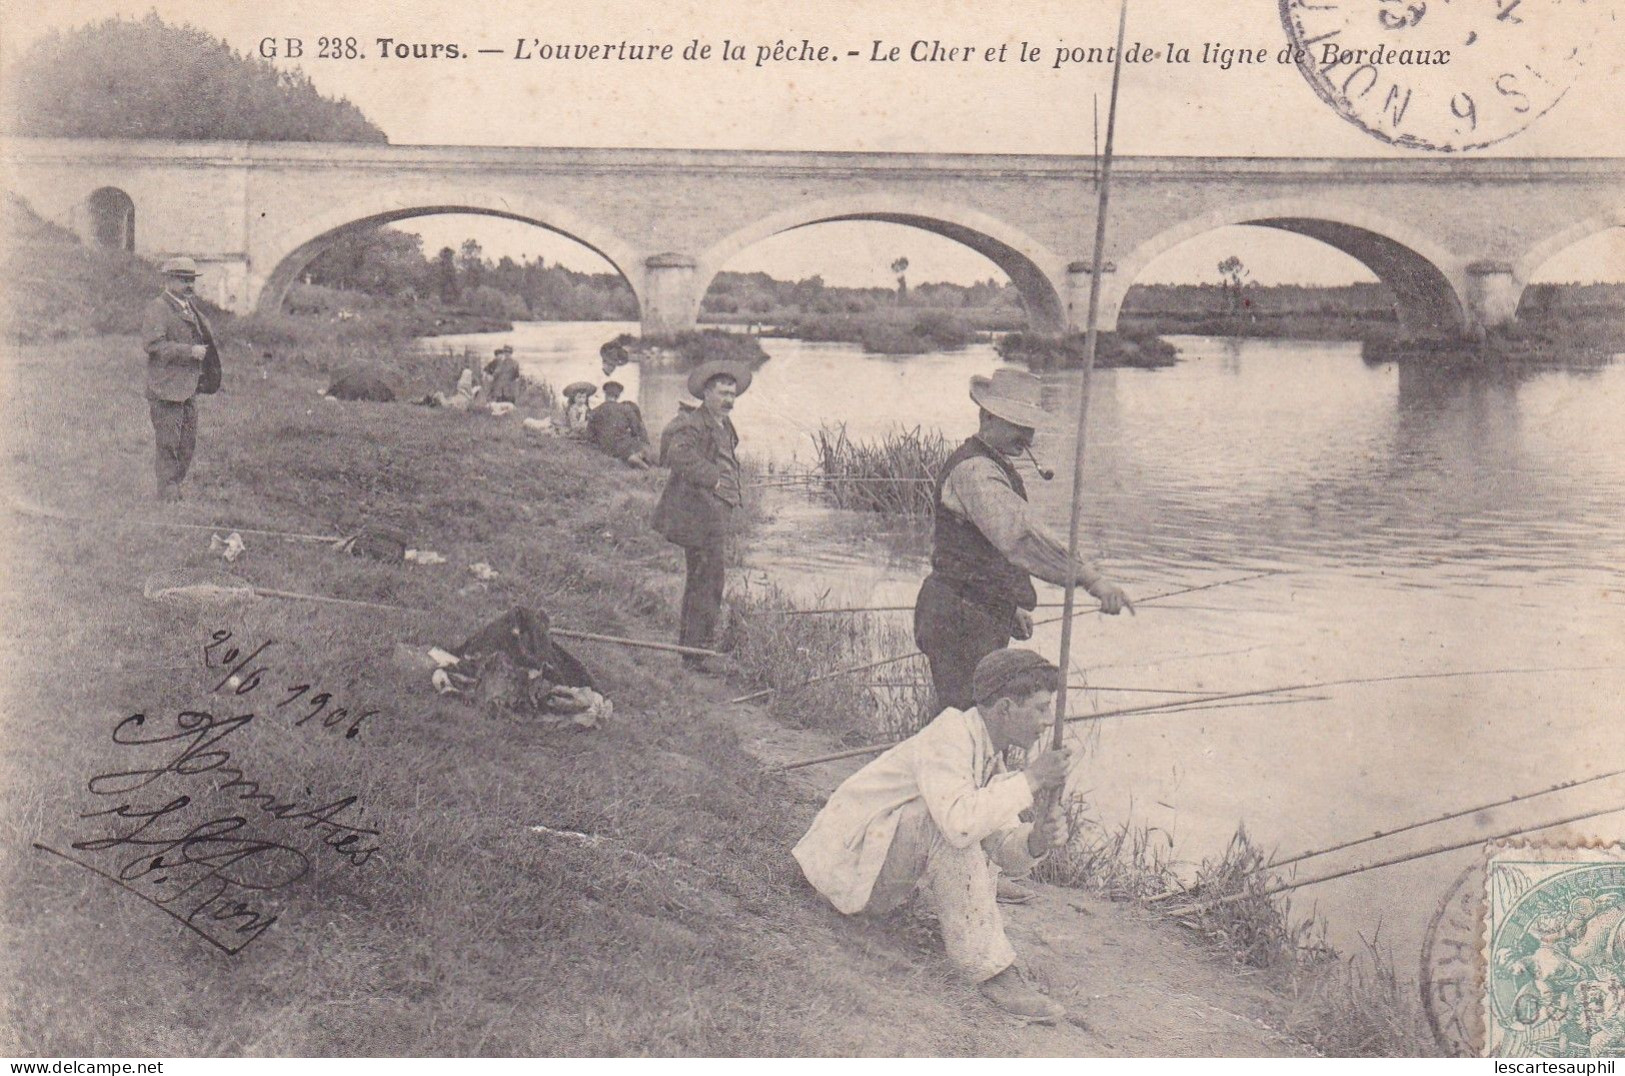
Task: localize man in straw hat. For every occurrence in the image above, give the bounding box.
[793,648,1074,1022]
[140,256,221,501]
[915,368,1130,714]
[652,359,752,673]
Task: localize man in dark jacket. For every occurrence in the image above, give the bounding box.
[586,380,651,468]
[484,344,523,403]
[652,360,752,671]
[141,256,220,501]
[914,368,1131,714]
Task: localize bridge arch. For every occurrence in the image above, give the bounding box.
[1107,198,1471,337]
[252,187,645,316]
[1514,209,1625,285]
[693,195,1069,333]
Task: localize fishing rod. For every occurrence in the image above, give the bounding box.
[860,679,1220,694]
[1065,663,1625,726]
[750,475,935,486]
[728,569,1273,705]
[11,499,345,544]
[1161,800,1625,918]
[199,584,727,658]
[771,661,1625,771]
[758,590,1265,617]
[1053,0,1130,767]
[774,683,1290,771]
[1030,569,1278,629]
[1247,764,1625,876]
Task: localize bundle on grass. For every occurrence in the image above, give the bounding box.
[446,606,608,728]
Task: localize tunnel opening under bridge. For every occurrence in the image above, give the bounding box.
[694,202,1069,339]
[255,203,643,322]
[1111,209,1470,341]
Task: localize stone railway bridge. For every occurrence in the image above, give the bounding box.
[4,136,1622,339]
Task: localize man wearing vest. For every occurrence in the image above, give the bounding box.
[140,257,221,502]
[915,368,1131,714]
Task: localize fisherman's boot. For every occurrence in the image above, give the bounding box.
[979,966,1065,1023]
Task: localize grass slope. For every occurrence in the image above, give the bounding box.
[0,331,1318,1056]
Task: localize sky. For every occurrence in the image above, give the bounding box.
[5,0,1621,286]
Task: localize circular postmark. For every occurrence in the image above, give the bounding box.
[1486,862,1625,1057]
[1279,0,1596,151]
[1421,859,1487,1056]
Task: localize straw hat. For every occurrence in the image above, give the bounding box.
[562,381,598,399]
[159,256,200,278]
[686,360,753,399]
[969,368,1049,430]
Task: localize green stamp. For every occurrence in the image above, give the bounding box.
[1486,843,1625,1058]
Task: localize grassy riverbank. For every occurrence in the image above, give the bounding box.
[0,204,1424,1054]
[0,327,1344,1056]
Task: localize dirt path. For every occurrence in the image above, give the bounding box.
[719,696,1307,1057]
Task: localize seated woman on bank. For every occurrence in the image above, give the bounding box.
[586,380,652,469]
[561,382,597,437]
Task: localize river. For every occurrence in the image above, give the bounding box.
[428,320,1625,964]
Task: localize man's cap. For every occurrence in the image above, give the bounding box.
[972,648,1059,705]
[494,344,514,355]
[159,256,200,278]
[602,380,624,395]
[686,359,753,400]
[970,368,1049,430]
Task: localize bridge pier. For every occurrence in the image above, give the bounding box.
[1463,261,1524,339]
[1066,260,1121,334]
[640,253,700,337]
[192,257,251,312]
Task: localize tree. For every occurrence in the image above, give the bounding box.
[434,247,459,304]
[303,226,427,297]
[1218,255,1250,316]
[457,239,487,292]
[2,14,387,142]
[890,257,910,305]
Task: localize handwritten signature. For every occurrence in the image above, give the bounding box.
[35,631,387,955]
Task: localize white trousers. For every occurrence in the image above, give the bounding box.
[864,799,1018,983]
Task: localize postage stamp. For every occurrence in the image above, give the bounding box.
[1483,841,1625,1058]
[1279,0,1600,151]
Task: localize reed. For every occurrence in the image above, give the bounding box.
[806,423,950,520]
[1038,811,1432,1055]
[722,582,931,737]
[1033,795,1179,903]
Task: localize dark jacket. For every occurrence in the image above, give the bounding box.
[652,405,740,548]
[587,399,648,459]
[928,436,1040,614]
[141,292,218,402]
[484,356,522,403]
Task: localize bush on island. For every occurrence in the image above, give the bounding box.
[995,331,1179,370]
